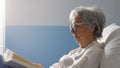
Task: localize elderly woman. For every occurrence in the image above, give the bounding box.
[49,6,106,68]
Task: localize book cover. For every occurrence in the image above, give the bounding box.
[3,49,42,68]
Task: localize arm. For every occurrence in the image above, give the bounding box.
[71,47,103,68]
[86,47,103,68]
[50,55,73,68]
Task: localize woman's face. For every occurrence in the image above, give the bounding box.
[70,16,95,44]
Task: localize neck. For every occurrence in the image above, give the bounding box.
[79,36,97,48]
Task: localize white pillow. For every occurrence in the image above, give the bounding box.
[100,23,120,68]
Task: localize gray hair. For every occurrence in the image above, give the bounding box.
[69,6,106,38]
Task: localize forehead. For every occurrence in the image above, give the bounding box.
[71,16,83,24]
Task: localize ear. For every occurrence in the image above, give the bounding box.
[90,23,96,32]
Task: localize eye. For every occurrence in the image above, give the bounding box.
[74,24,79,30]
[71,24,79,30]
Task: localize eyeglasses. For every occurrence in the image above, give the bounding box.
[70,23,83,31]
[70,22,91,31]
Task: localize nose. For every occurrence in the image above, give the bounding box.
[70,27,76,35]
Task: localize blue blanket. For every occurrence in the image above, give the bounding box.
[0,55,8,68]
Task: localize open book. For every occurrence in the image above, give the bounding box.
[3,49,42,68]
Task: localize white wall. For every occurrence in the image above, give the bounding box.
[0,0,5,55]
[6,0,120,26]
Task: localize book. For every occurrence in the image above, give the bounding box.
[3,49,42,68]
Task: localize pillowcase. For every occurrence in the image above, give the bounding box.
[100,23,120,68]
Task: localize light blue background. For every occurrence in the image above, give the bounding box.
[6,26,78,68]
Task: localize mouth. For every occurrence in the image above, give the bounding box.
[72,33,80,42]
[74,35,80,40]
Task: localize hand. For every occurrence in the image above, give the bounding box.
[50,63,61,68]
[33,63,43,68]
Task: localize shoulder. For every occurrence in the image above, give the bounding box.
[86,42,104,55]
[68,48,80,55]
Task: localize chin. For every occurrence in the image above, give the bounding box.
[74,38,80,43]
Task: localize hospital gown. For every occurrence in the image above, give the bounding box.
[50,41,103,68]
